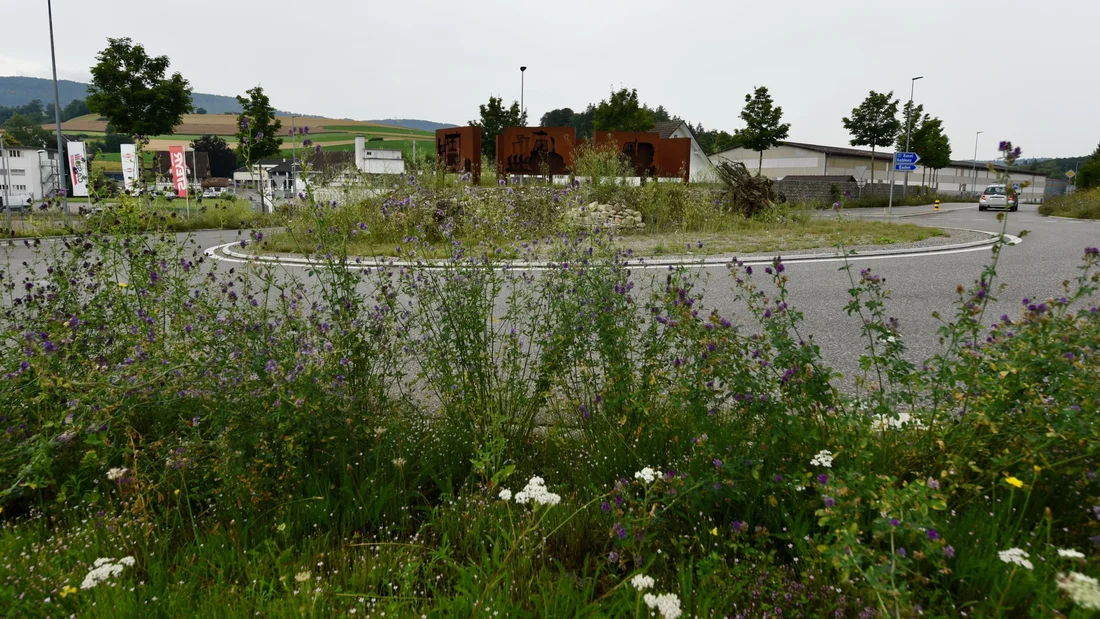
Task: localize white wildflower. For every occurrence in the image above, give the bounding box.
[498,489,512,502]
[1057,548,1086,559]
[391,457,406,468]
[630,574,655,591]
[106,467,128,481]
[870,412,926,431]
[643,592,682,619]
[809,450,833,468]
[81,557,133,590]
[295,570,312,583]
[513,476,560,506]
[998,547,1033,570]
[634,467,660,484]
[1057,572,1100,610]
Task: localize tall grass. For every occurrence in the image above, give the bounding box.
[1,164,1098,616]
[1039,187,1100,219]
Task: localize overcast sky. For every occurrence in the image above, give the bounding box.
[4,0,1096,158]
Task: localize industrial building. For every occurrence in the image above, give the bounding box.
[0,145,63,208]
[710,141,1049,202]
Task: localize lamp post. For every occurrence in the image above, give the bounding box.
[47,0,69,223]
[520,66,527,123]
[972,131,984,194]
[903,76,923,197]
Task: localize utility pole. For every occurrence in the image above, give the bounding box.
[1,133,11,226]
[47,0,69,224]
[903,75,923,197]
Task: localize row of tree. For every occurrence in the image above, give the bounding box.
[469,85,962,189]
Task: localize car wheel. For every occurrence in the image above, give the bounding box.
[1011,205,1018,212]
[979,205,986,211]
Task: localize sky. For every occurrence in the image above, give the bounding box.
[3,0,1097,159]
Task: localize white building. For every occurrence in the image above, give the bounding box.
[653,120,717,183]
[0,146,63,208]
[710,141,1048,202]
[354,136,405,175]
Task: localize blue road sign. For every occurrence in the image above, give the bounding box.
[894,164,918,172]
[894,152,920,165]
[1012,183,1020,192]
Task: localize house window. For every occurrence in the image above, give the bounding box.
[8,150,19,158]
[10,169,25,176]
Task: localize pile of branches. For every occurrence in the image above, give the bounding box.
[715,160,784,218]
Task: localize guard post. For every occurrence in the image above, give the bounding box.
[934,199,940,212]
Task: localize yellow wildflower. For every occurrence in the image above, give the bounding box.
[1006,476,1024,488]
[59,584,78,598]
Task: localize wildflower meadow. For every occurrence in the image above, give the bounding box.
[1,141,1098,617]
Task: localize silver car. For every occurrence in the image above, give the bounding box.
[978,185,1018,212]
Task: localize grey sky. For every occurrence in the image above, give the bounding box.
[4,0,1096,158]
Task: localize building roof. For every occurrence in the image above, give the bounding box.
[653,120,685,139]
[716,141,1043,176]
[780,175,857,182]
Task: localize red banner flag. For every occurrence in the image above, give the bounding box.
[168,146,188,197]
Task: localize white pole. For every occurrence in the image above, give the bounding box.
[887,151,896,218]
[1,134,12,226]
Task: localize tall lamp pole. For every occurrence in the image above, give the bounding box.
[520,66,527,123]
[47,0,69,223]
[903,75,923,197]
[972,131,984,194]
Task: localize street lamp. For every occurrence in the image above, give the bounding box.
[972,131,984,194]
[46,0,69,223]
[520,66,527,123]
[903,75,923,197]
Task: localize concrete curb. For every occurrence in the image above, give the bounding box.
[208,227,1020,271]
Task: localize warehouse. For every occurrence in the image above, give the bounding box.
[710,141,1048,202]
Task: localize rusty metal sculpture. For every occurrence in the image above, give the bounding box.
[496,127,576,177]
[435,126,482,183]
[593,131,690,181]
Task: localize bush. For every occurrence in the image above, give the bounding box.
[1039,187,1100,219]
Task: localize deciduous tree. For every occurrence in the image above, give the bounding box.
[734,86,790,174]
[592,88,654,133]
[234,86,283,163]
[1,113,52,147]
[86,37,193,137]
[192,134,236,178]
[540,108,574,127]
[469,95,526,160]
[842,90,900,188]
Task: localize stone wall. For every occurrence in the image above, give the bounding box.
[774,178,859,203]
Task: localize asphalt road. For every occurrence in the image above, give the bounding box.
[3,202,1097,385]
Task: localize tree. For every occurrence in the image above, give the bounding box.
[712,130,743,154]
[734,86,790,173]
[195,107,207,115]
[540,108,574,127]
[469,95,526,160]
[1077,142,1100,189]
[909,117,951,189]
[0,129,20,147]
[592,88,654,133]
[842,90,900,188]
[895,101,925,151]
[650,105,672,123]
[86,37,193,137]
[2,113,53,147]
[571,104,595,140]
[192,134,237,178]
[234,86,283,163]
[62,99,90,121]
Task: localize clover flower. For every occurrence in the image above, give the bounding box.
[634,467,660,484]
[998,547,1033,570]
[80,557,135,589]
[513,476,560,506]
[630,573,655,591]
[643,592,682,619]
[810,450,833,468]
[1057,572,1100,610]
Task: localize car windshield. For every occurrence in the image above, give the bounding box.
[984,186,1005,195]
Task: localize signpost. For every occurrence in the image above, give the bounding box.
[888,152,921,217]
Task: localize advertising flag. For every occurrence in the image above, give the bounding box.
[120,144,137,191]
[68,141,89,197]
[168,146,188,197]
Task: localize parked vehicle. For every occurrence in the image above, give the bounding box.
[978,185,1018,212]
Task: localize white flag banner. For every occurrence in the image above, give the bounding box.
[68,141,89,197]
[120,144,137,192]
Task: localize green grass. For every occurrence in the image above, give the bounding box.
[1038,187,1100,219]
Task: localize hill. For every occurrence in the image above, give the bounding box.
[0,76,290,115]
[368,118,457,132]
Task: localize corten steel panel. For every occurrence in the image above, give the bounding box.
[656,137,691,182]
[435,126,482,183]
[496,127,577,177]
[593,132,689,181]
